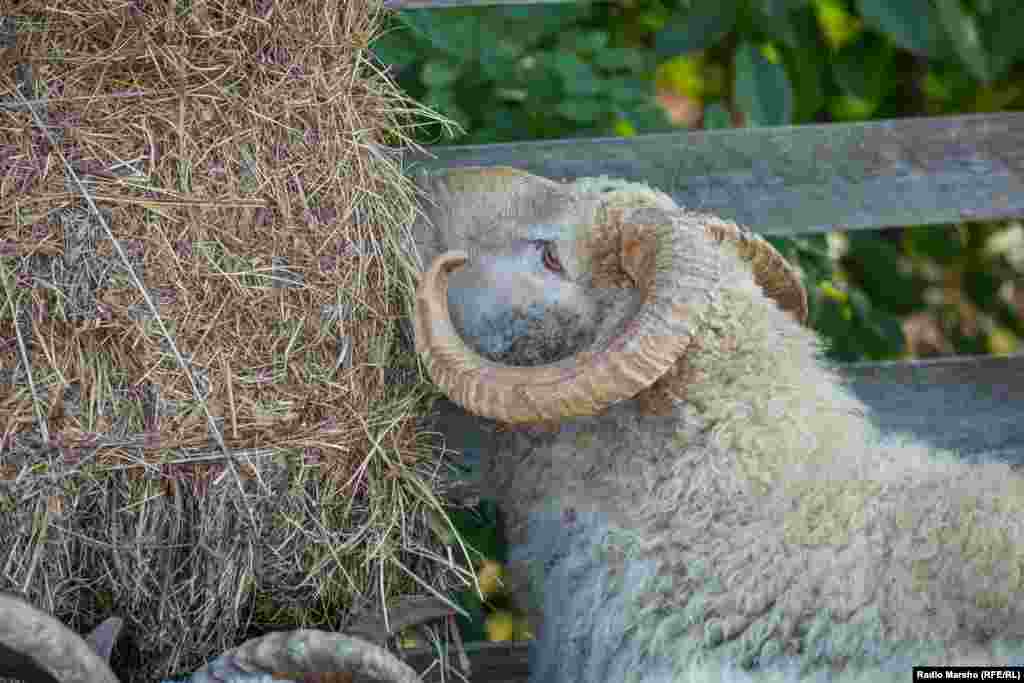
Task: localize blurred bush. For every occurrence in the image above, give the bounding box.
[375,0,1024,364]
[376,0,1024,641]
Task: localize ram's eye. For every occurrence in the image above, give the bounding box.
[541,241,564,274]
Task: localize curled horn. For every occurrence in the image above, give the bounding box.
[189,631,421,683]
[698,213,808,325]
[415,207,722,424]
[1,593,423,683]
[0,592,120,683]
[414,176,809,424]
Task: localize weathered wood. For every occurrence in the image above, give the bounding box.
[409,113,1024,236]
[427,353,1024,481]
[844,353,1024,464]
[403,641,531,683]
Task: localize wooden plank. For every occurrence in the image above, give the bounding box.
[843,353,1024,464]
[408,113,1024,236]
[385,0,575,7]
[403,641,531,683]
[427,353,1024,489]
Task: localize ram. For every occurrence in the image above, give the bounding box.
[411,167,1024,682]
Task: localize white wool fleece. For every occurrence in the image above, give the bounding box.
[481,230,1024,683]
[517,507,1024,683]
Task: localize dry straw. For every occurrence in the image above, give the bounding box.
[0,2,474,681]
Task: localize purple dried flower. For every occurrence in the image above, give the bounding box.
[124,239,144,260]
[13,162,40,193]
[154,287,176,305]
[30,301,47,323]
[316,206,337,223]
[0,240,15,257]
[174,239,193,259]
[303,447,322,466]
[76,158,106,175]
[143,431,160,449]
[63,447,82,466]
[318,255,337,272]
[31,222,49,240]
[255,206,272,227]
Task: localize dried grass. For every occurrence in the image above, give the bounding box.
[0,2,473,680]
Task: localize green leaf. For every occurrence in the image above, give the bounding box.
[556,98,608,123]
[902,225,964,265]
[593,48,649,74]
[982,2,1024,80]
[847,290,906,359]
[842,233,926,315]
[934,0,991,82]
[520,52,564,104]
[566,30,610,56]
[552,53,603,97]
[371,26,420,68]
[455,588,488,643]
[782,7,828,121]
[421,60,460,89]
[605,77,648,104]
[446,501,506,563]
[856,0,950,58]
[654,1,739,57]
[399,10,478,60]
[749,0,807,48]
[479,55,519,83]
[733,43,793,126]
[832,31,893,101]
[703,102,732,129]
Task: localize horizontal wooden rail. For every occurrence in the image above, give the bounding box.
[409,113,1024,236]
[403,641,530,683]
[843,353,1024,464]
[428,352,1024,496]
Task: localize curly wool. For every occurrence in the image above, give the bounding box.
[519,509,1024,683]
[480,224,1024,682]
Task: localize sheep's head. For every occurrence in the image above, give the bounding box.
[413,167,807,424]
[0,592,421,683]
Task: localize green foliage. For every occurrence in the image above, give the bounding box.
[374,5,670,142]
[733,42,793,125]
[374,0,1023,364]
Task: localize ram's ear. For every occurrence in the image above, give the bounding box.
[84,617,123,662]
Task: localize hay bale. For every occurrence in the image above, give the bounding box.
[0,2,466,681]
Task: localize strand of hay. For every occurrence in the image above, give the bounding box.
[0,2,470,681]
